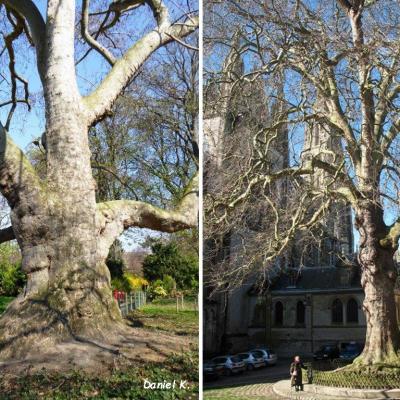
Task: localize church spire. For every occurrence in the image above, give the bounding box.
[204,30,244,168]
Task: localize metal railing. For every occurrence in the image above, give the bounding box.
[304,360,400,390]
[116,291,146,316]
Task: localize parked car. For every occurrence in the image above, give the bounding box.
[203,360,224,381]
[339,342,363,361]
[211,355,246,376]
[313,344,340,360]
[250,347,277,366]
[236,351,265,370]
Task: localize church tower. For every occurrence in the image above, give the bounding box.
[204,35,291,354]
[204,31,244,168]
[300,118,354,266]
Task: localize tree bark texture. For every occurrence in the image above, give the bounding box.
[355,203,400,366]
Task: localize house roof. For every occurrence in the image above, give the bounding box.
[269,265,362,293]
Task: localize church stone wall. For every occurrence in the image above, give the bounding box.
[268,292,366,357]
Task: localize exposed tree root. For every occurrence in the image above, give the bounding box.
[0,294,196,376]
[0,323,195,376]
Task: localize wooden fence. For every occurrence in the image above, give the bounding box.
[175,294,199,312]
[115,291,147,316]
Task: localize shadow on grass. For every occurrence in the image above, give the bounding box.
[126,300,198,336]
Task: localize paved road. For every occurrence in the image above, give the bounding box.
[204,360,290,389]
[203,360,313,399]
[204,382,280,399]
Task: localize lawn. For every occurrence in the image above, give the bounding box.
[0,352,199,400]
[0,296,14,314]
[127,297,199,336]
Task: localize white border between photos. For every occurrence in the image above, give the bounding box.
[198,0,204,394]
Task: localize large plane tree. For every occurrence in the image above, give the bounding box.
[0,0,198,363]
[205,0,400,366]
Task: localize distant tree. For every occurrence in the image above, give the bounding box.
[90,41,198,208]
[123,251,148,276]
[143,241,198,289]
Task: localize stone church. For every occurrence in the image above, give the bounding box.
[203,41,400,358]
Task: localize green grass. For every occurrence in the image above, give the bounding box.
[127,298,198,336]
[0,296,14,314]
[0,352,199,399]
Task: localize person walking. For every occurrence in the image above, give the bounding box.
[290,355,307,391]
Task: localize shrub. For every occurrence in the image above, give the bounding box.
[152,286,167,298]
[162,275,176,294]
[110,276,129,292]
[0,243,25,296]
[111,273,149,293]
[124,272,149,291]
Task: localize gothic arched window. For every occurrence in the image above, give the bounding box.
[296,301,305,325]
[275,301,283,326]
[332,299,343,324]
[347,298,358,323]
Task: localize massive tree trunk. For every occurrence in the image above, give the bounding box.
[355,203,400,366]
[0,0,198,362]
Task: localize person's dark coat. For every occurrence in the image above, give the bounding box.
[290,361,306,387]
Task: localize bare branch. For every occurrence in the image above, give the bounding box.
[81,0,117,66]
[165,33,199,51]
[3,12,31,130]
[2,0,46,83]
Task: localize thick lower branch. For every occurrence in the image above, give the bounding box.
[0,226,15,244]
[96,173,198,246]
[83,17,198,125]
[0,122,43,209]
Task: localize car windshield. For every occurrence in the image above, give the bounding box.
[345,345,359,352]
[213,357,226,363]
[251,351,263,357]
[231,356,242,363]
[323,346,333,351]
[237,354,248,359]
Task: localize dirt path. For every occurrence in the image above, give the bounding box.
[0,326,198,376]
